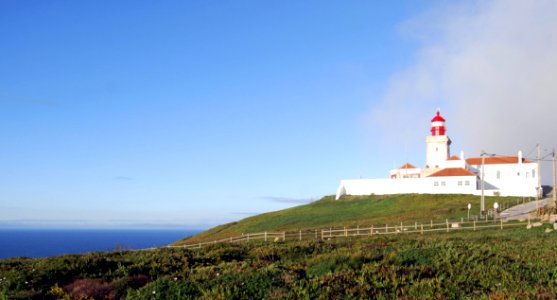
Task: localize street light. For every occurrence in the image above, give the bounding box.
[480,151,496,218]
[467,203,471,221]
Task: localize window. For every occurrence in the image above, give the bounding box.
[496,170,500,179]
[465,180,470,186]
[441,181,446,186]
[532,169,536,178]
[458,181,462,186]
[434,181,439,186]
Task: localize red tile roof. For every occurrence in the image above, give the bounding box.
[399,163,417,169]
[466,156,531,165]
[448,155,461,161]
[428,168,476,177]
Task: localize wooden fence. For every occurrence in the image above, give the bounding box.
[168,217,538,250]
[320,218,532,239]
[167,232,285,249]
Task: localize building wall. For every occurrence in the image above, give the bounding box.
[337,161,538,199]
[425,135,450,168]
[468,162,538,197]
[336,176,477,199]
[389,168,422,179]
[440,159,466,169]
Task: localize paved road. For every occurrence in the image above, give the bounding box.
[499,198,550,220]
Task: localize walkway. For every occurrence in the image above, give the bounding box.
[499,198,550,220]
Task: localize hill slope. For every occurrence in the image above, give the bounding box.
[178,194,525,244]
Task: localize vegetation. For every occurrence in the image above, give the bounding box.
[2,194,545,299]
[179,194,529,244]
[1,226,556,299]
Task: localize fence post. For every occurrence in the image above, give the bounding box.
[430,220,433,228]
[315,229,317,239]
[446,219,449,232]
[357,225,360,236]
[299,230,302,241]
[371,225,374,236]
[265,232,267,242]
[421,224,424,234]
[473,220,476,231]
[247,233,250,242]
[500,219,503,230]
[385,224,388,233]
[401,222,403,233]
[283,232,286,241]
[344,226,347,237]
[461,217,463,223]
[415,222,417,230]
[321,229,324,240]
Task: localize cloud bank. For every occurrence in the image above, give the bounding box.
[371,0,557,169]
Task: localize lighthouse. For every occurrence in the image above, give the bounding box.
[335,108,539,200]
[425,110,451,169]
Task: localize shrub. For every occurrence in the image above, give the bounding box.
[126,277,199,300]
[64,278,115,300]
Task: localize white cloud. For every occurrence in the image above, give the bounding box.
[370,0,557,179]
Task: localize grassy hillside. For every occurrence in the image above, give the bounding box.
[179,194,527,244]
[3,226,555,299]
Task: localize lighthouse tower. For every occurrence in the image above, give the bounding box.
[425,110,451,169]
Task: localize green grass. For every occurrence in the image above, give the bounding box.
[3,225,556,299]
[179,194,529,244]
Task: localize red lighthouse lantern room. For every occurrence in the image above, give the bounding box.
[430,110,446,136]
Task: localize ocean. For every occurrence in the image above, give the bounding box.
[0,229,201,259]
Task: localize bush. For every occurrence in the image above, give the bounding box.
[126,277,199,300]
[1,227,556,299]
[64,278,115,300]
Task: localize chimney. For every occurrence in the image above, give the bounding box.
[518,150,522,164]
[460,150,464,160]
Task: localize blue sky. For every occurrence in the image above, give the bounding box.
[2,1,556,229]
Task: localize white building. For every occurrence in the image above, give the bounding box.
[336,110,539,199]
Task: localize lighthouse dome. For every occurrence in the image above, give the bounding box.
[431,111,445,122]
[430,110,446,136]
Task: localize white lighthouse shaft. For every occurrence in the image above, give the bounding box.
[425,111,451,169]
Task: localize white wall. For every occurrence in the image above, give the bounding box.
[336,176,477,199]
[425,135,450,168]
[389,167,422,178]
[440,159,466,169]
[468,162,538,197]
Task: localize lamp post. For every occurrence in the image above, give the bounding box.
[480,151,496,218]
[548,148,557,213]
[481,155,485,216]
[467,203,471,221]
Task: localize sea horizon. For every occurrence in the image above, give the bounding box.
[0,228,203,259]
